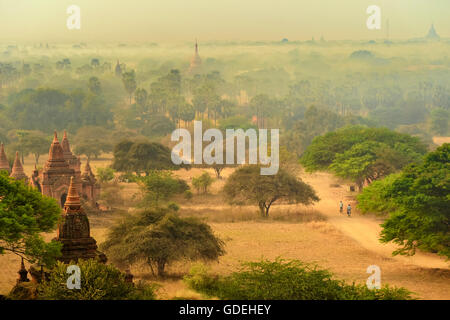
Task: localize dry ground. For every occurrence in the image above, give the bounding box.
[0,154,449,299]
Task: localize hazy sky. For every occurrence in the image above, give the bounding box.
[0,0,448,42]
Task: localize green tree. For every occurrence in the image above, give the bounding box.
[179,102,196,128]
[88,77,102,96]
[134,88,148,111]
[96,167,116,183]
[101,208,225,276]
[192,172,214,194]
[185,258,412,300]
[430,108,449,136]
[122,70,137,105]
[223,165,319,217]
[138,171,189,206]
[301,126,427,189]
[141,115,175,138]
[73,126,113,160]
[357,144,450,258]
[15,130,51,164]
[37,259,157,300]
[0,172,62,266]
[112,140,185,175]
[329,141,413,190]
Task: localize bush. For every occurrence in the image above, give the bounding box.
[184,190,193,200]
[97,167,116,183]
[167,201,180,212]
[118,172,138,183]
[185,259,413,300]
[37,259,157,300]
[139,171,190,206]
[192,172,213,194]
[100,181,125,208]
[101,208,225,276]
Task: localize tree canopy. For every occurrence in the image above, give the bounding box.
[100,208,225,276]
[223,165,319,217]
[112,140,186,175]
[0,172,62,266]
[301,126,428,189]
[357,143,450,258]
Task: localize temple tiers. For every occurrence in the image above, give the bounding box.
[30,131,99,206]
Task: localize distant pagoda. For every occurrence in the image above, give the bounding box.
[188,39,202,74]
[115,60,122,77]
[0,143,9,173]
[10,152,28,183]
[426,24,440,40]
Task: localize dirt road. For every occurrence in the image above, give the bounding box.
[302,171,449,270]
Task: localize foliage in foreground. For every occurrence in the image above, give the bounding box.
[185,259,413,300]
[357,143,450,258]
[100,208,225,276]
[0,171,62,266]
[37,259,157,300]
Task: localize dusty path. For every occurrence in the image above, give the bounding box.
[302,171,449,270]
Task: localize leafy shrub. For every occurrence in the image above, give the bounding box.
[101,208,225,276]
[184,190,193,200]
[38,259,157,300]
[97,167,116,183]
[167,201,180,212]
[139,171,190,206]
[185,259,413,300]
[192,172,213,194]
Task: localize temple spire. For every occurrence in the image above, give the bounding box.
[45,131,70,172]
[64,176,81,209]
[0,142,10,173]
[61,130,72,154]
[189,39,202,73]
[17,257,29,283]
[10,151,28,181]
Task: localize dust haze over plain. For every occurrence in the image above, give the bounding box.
[0,0,449,43]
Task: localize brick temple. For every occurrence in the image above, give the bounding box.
[0,131,100,207]
[56,176,107,263]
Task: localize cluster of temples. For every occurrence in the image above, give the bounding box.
[1,131,107,285]
[0,131,100,207]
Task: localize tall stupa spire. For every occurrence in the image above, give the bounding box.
[189,38,202,74]
[0,142,10,173]
[10,151,28,182]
